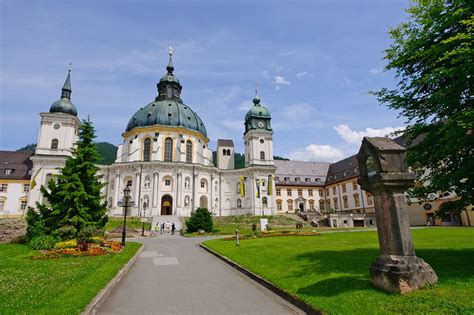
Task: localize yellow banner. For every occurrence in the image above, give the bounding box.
[239,176,245,197]
[268,175,273,196]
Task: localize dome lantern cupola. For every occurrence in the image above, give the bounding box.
[125,49,207,138]
[244,90,272,134]
[156,47,183,102]
[49,64,78,116]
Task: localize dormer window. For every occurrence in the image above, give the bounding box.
[4,169,12,175]
[284,177,290,182]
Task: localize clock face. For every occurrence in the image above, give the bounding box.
[257,121,265,128]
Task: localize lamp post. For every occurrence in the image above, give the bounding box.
[121,186,131,246]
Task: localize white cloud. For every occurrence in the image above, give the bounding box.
[296,71,309,78]
[274,75,290,86]
[334,124,405,145]
[370,68,383,74]
[289,144,344,162]
[221,119,243,131]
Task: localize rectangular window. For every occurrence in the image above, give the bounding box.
[201,182,205,188]
[342,184,347,193]
[332,187,336,195]
[20,200,27,211]
[165,179,171,186]
[298,189,303,196]
[319,189,323,197]
[325,188,329,196]
[352,181,358,191]
[276,189,281,196]
[277,202,282,211]
[126,180,132,187]
[287,189,292,196]
[367,193,373,206]
[23,184,30,192]
[0,200,4,210]
[288,203,293,211]
[0,184,7,192]
[308,189,313,197]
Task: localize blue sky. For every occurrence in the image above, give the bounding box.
[0,0,410,161]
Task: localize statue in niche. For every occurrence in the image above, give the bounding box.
[144,177,151,188]
[184,195,190,207]
[184,177,190,189]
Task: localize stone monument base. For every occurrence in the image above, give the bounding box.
[370,255,438,294]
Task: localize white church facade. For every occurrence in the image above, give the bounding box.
[27,51,278,219]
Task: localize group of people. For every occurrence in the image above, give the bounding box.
[153,221,177,236]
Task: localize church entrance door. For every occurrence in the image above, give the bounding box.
[161,195,173,215]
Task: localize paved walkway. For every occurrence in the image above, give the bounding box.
[98,235,303,315]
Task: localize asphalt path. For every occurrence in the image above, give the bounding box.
[98,235,303,315]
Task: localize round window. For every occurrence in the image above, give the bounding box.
[54,123,60,129]
[260,139,264,144]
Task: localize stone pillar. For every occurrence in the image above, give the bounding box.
[357,137,438,294]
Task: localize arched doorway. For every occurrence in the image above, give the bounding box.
[299,203,304,211]
[161,195,173,215]
[199,195,208,209]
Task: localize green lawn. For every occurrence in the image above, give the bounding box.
[0,242,141,314]
[105,217,151,232]
[187,215,371,236]
[203,228,474,314]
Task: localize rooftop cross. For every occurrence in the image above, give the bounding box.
[166,47,174,73]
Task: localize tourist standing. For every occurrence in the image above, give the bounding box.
[171,223,176,235]
[154,223,160,236]
[161,222,165,234]
[165,221,171,233]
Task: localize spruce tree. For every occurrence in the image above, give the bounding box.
[29,119,108,237]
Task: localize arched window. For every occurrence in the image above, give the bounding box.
[164,137,173,162]
[276,199,282,211]
[319,199,325,210]
[186,140,193,163]
[260,151,265,160]
[236,182,240,194]
[354,193,360,207]
[222,149,226,155]
[309,199,315,210]
[343,195,348,208]
[143,138,151,161]
[262,197,268,207]
[51,139,58,150]
[237,199,242,208]
[333,197,339,210]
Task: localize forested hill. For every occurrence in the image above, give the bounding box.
[17,142,118,165]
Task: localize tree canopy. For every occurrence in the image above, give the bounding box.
[372,0,473,208]
[27,119,107,239]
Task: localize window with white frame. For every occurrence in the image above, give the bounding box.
[23,184,30,192]
[165,179,171,186]
[0,184,8,192]
[20,200,27,211]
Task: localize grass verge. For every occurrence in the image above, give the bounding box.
[203,228,474,314]
[0,242,141,314]
[105,217,151,232]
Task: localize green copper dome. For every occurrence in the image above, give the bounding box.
[244,93,272,134]
[126,100,207,136]
[50,69,78,116]
[125,49,207,137]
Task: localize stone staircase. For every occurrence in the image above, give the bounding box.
[151,215,182,231]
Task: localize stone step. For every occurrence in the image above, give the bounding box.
[151,215,182,231]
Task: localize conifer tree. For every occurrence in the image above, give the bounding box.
[28,119,107,237]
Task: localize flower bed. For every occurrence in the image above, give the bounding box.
[32,239,123,260]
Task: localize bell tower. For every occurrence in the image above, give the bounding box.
[243,91,274,166]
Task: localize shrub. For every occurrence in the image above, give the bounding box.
[77,226,99,251]
[186,208,213,233]
[25,208,46,240]
[54,239,78,249]
[53,225,78,240]
[29,235,59,250]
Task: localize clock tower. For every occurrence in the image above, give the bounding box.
[243,92,274,166]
